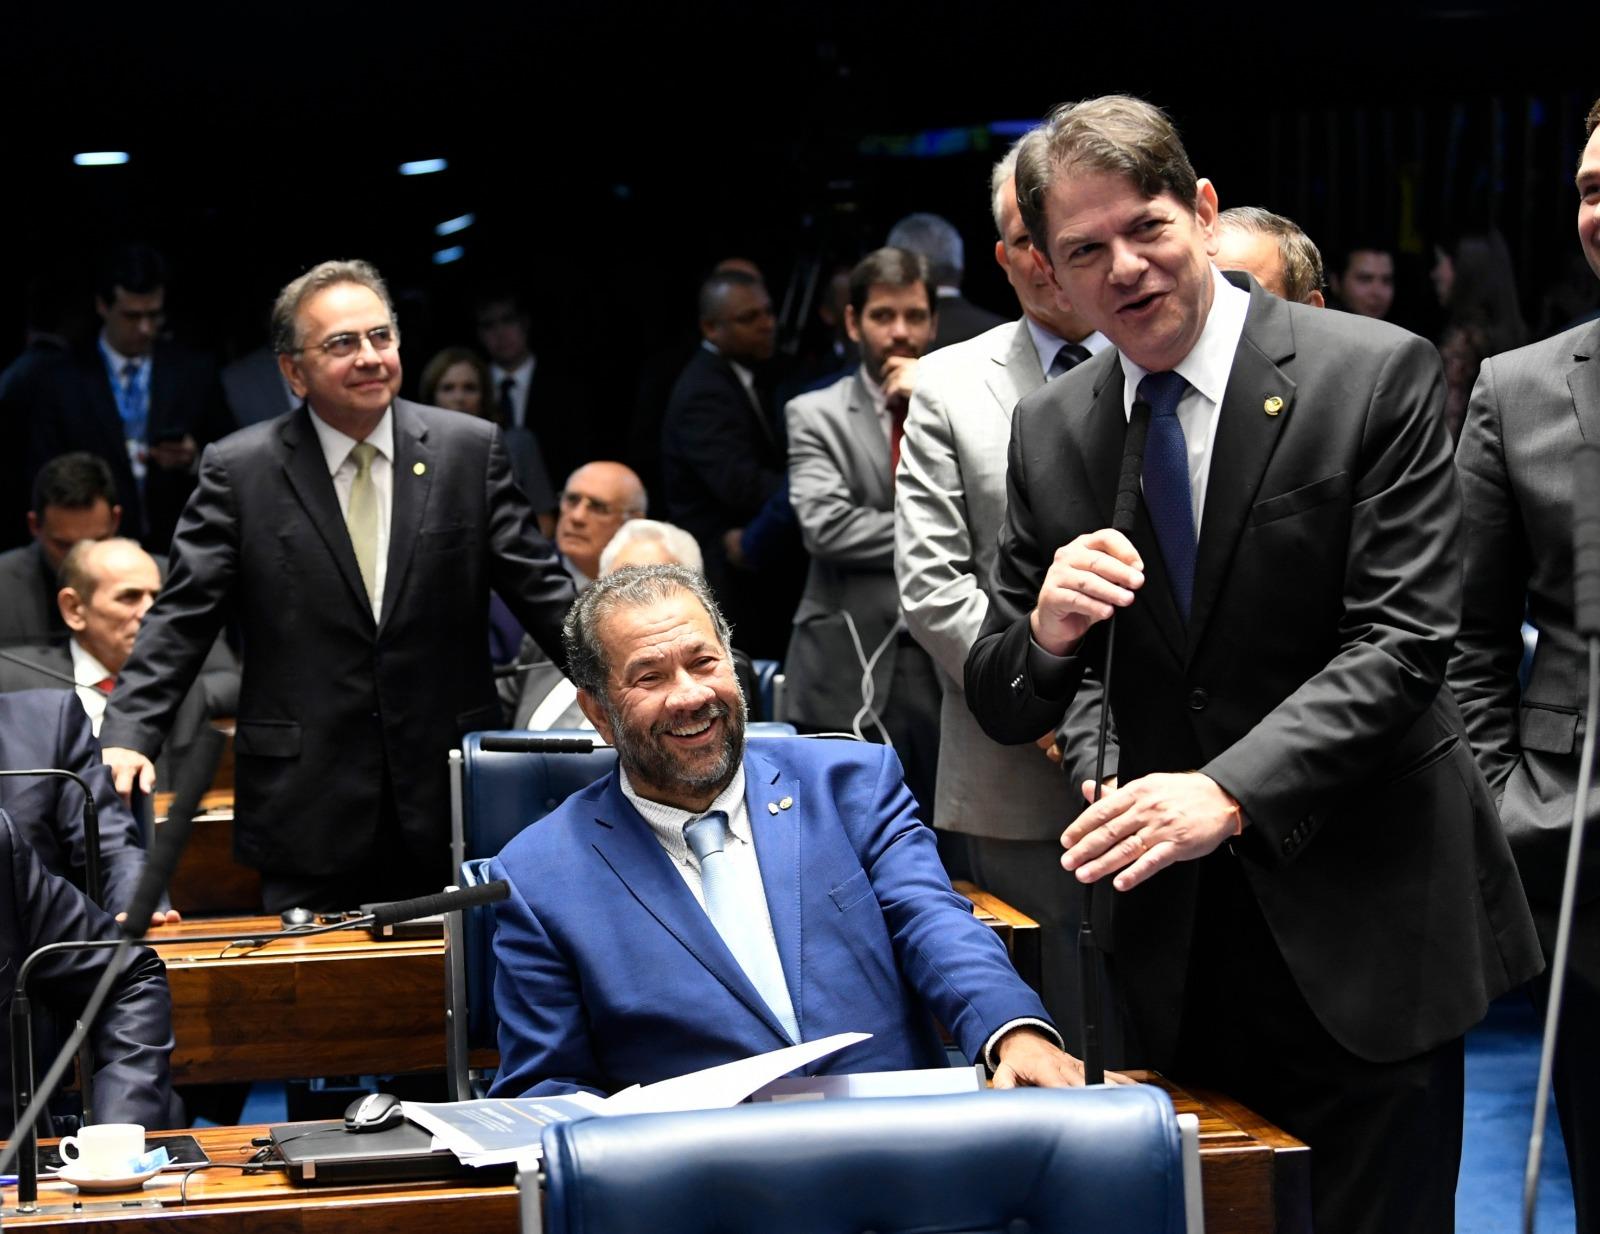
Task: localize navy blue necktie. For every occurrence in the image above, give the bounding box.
[1138,370,1196,621]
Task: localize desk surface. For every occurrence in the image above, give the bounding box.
[151,916,448,1086]
[4,1078,1307,1233]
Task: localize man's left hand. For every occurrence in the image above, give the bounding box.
[116,908,184,928]
[1062,772,1241,891]
[991,1027,1086,1088]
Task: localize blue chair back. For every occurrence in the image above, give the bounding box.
[535,1087,1194,1234]
[751,658,782,720]
[455,724,797,1060]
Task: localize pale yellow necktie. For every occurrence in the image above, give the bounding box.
[346,442,380,610]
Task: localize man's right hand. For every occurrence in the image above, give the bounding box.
[1028,529,1145,656]
[102,747,157,801]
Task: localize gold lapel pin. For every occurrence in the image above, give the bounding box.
[1263,396,1284,416]
[767,802,780,815]
[779,796,794,811]
[413,461,427,476]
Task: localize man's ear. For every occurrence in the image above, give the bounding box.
[1306,289,1327,309]
[576,688,614,743]
[277,351,309,400]
[993,239,1010,275]
[58,587,87,634]
[843,304,862,346]
[1194,178,1221,256]
[109,505,124,534]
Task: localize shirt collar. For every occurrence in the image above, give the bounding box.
[619,762,749,838]
[490,357,534,385]
[1118,266,1250,412]
[307,405,395,476]
[98,334,148,373]
[68,638,112,687]
[1023,316,1112,376]
[857,366,889,417]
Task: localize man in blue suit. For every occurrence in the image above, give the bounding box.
[489,565,1078,1098]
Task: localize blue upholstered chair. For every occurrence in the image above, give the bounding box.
[521,1086,1204,1234]
[444,725,796,1098]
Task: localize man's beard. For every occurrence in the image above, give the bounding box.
[606,686,747,799]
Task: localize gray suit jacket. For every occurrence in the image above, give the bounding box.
[783,371,912,729]
[895,320,1108,840]
[1449,317,1600,911]
[0,542,65,644]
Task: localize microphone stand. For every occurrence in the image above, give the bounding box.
[1,882,509,1213]
[0,770,104,912]
[1078,398,1152,1087]
[1522,445,1600,1234]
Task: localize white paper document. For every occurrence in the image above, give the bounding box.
[403,1030,871,1166]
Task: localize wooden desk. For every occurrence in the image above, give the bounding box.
[152,917,447,1086]
[2,1124,518,1231]
[3,1077,1307,1232]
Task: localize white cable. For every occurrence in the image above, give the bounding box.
[841,610,897,747]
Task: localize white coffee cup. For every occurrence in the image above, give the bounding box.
[58,1123,145,1177]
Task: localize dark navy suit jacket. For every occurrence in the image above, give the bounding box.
[0,809,173,1127]
[488,737,1051,1097]
[0,690,147,918]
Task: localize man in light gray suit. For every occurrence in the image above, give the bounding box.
[894,137,1112,1033]
[784,248,942,817]
[1447,98,1600,1233]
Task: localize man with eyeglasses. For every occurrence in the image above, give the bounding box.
[99,260,576,912]
[554,462,647,588]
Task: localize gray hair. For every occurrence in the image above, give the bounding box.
[1016,96,1199,259]
[270,259,397,354]
[885,212,964,285]
[990,136,1028,236]
[599,519,704,577]
[58,535,147,598]
[562,564,733,697]
[1218,206,1327,304]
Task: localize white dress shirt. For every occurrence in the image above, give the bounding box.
[489,357,536,428]
[68,640,114,736]
[308,406,394,620]
[1023,316,1112,380]
[1115,267,1250,533]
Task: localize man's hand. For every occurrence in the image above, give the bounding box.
[722,527,747,568]
[882,355,919,415]
[148,435,197,471]
[991,1027,1086,1088]
[1028,529,1144,656]
[102,747,156,801]
[1063,772,1242,891]
[1035,731,1062,764]
[117,908,184,928]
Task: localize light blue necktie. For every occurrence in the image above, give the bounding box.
[683,810,800,1043]
[1139,370,1197,622]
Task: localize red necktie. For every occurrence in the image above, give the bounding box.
[95,677,116,694]
[889,405,908,482]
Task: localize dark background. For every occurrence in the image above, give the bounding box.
[3,2,1593,398]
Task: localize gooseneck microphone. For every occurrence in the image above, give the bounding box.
[1077,399,1153,1087]
[0,768,103,909]
[1523,444,1600,1234]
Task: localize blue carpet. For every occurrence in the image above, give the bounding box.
[1458,994,1576,1233]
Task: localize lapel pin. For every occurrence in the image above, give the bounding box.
[1263,396,1284,416]
[413,461,427,476]
[779,796,794,810]
[767,802,780,815]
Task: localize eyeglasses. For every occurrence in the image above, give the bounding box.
[296,325,399,358]
[559,491,628,519]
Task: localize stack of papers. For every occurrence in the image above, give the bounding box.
[403,1030,870,1167]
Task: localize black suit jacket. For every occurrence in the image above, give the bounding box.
[101,400,576,880]
[965,276,1541,1065]
[0,690,148,918]
[0,809,173,1127]
[30,340,232,552]
[931,294,1007,352]
[660,347,801,656]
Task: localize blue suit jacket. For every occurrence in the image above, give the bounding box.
[489,738,1051,1097]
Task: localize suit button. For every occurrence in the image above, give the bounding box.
[1187,688,1209,711]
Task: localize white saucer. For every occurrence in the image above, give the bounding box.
[56,1163,162,1193]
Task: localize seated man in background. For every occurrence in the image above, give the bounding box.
[0,808,175,1129]
[0,537,237,793]
[0,452,122,645]
[489,565,1077,1097]
[1215,206,1327,307]
[0,689,169,925]
[506,520,761,727]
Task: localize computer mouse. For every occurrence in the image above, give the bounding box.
[280,906,316,929]
[343,1091,406,1134]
